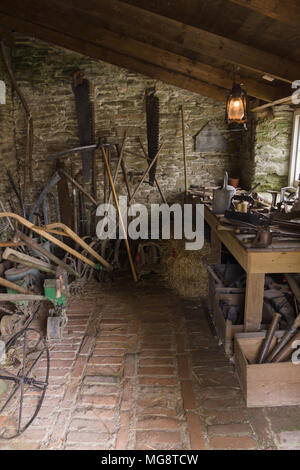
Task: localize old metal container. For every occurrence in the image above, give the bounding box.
[212,172,236,214]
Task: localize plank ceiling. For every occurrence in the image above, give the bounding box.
[0,0,299,103]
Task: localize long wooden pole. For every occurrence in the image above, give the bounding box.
[98,136,127,239]
[120,156,132,200]
[101,146,138,282]
[138,137,167,203]
[129,142,164,204]
[107,132,127,207]
[58,169,98,206]
[181,105,188,198]
[0,276,31,295]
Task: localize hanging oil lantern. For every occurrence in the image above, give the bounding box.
[225,83,248,127]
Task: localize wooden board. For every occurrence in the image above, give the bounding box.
[228,0,300,29]
[205,205,300,274]
[2,247,54,269]
[0,294,45,301]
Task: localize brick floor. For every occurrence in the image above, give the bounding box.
[1,277,300,449]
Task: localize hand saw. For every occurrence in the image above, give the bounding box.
[73,70,94,183]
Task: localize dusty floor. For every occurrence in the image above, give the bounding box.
[1,276,300,450]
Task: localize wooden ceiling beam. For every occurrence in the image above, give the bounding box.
[0,1,285,101]
[0,25,14,47]
[0,13,228,102]
[251,95,294,113]
[227,0,300,28]
[59,0,286,102]
[57,0,300,83]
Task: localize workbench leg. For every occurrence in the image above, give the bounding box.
[244,273,265,331]
[210,230,222,263]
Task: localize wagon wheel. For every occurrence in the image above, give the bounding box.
[0,327,49,439]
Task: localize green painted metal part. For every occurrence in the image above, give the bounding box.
[43,279,66,306]
[6,280,30,306]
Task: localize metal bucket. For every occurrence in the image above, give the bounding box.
[212,172,236,214]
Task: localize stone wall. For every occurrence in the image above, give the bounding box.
[240,105,295,191]
[1,34,293,222]
[0,44,18,207]
[2,35,240,218]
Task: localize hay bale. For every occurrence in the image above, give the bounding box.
[160,238,213,299]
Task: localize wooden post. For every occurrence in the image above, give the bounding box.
[244,273,265,331]
[101,146,138,282]
[181,105,188,198]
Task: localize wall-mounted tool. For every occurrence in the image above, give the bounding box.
[72,70,94,183]
[28,172,61,223]
[180,105,188,198]
[56,161,73,234]
[145,88,159,186]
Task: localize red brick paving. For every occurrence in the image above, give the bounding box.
[1,278,300,449]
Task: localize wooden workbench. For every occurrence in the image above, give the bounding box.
[204,204,300,331]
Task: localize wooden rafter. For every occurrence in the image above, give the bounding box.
[0,13,228,102]
[0,25,14,47]
[59,0,286,102]
[228,0,300,28]
[0,0,297,98]
[251,95,294,113]
[56,0,300,83]
[0,0,291,101]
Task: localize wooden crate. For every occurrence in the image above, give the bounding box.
[213,291,244,356]
[234,332,300,408]
[208,264,245,356]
